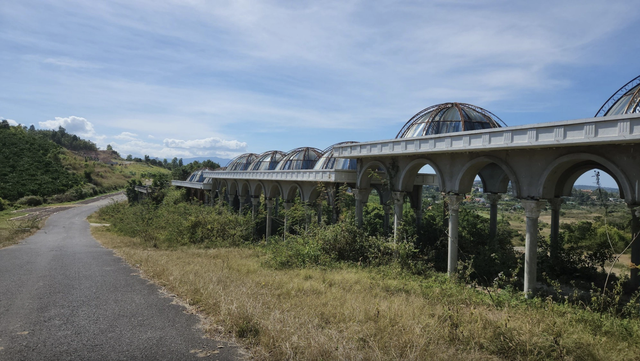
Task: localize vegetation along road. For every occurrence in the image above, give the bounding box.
[0,194,242,360]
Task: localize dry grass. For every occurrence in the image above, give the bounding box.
[0,210,43,248]
[92,226,640,361]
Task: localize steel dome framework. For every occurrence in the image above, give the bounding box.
[596,75,640,117]
[396,102,506,138]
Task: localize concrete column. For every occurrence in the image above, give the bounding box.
[629,206,640,288]
[411,185,424,235]
[250,196,260,221]
[265,198,274,239]
[486,193,502,240]
[283,202,293,234]
[392,192,405,242]
[548,198,564,264]
[353,188,370,228]
[521,199,545,297]
[382,204,391,234]
[447,194,464,276]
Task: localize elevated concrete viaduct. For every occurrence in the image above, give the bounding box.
[173,79,640,295]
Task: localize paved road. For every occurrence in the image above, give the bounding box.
[0,195,243,360]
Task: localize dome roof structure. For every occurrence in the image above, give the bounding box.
[396,102,506,138]
[249,150,286,171]
[276,147,323,170]
[596,75,640,117]
[186,168,211,182]
[314,142,359,170]
[226,153,258,171]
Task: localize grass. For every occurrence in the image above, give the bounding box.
[92,225,640,361]
[0,209,43,248]
[61,150,171,190]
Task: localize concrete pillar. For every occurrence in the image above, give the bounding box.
[548,198,564,264]
[486,193,502,240]
[410,185,424,234]
[283,202,293,234]
[630,206,640,288]
[521,199,545,297]
[251,196,260,221]
[382,204,390,234]
[265,198,274,239]
[447,194,464,276]
[391,192,405,242]
[353,188,370,228]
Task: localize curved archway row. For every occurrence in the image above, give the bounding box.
[175,138,640,295]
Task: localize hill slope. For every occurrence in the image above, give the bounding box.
[0,122,170,203]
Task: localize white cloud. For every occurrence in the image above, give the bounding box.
[163,137,247,150]
[39,116,96,137]
[109,136,247,160]
[43,57,99,69]
[148,134,155,139]
[1,117,18,126]
[114,131,138,141]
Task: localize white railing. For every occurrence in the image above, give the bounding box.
[202,169,358,183]
[171,180,213,189]
[333,113,640,158]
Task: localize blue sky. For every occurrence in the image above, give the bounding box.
[1,0,638,188]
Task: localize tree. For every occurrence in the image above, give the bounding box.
[178,158,183,167]
[107,144,113,151]
[126,154,133,161]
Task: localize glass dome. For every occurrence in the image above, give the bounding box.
[226,153,258,171]
[596,75,640,117]
[187,169,207,182]
[276,147,323,170]
[396,102,506,138]
[314,142,358,170]
[249,150,286,171]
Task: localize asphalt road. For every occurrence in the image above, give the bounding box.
[0,195,243,360]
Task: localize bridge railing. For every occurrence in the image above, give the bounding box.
[333,113,640,158]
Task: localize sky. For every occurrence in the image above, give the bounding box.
[1,0,638,188]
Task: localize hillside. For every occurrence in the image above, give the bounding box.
[0,121,169,203]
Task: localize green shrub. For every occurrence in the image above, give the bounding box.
[96,197,252,248]
[16,195,44,207]
[0,197,9,211]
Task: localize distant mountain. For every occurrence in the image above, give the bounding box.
[573,184,619,193]
[181,156,232,167]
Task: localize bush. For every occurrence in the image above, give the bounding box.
[0,197,10,211]
[96,194,252,249]
[264,221,420,270]
[16,195,44,207]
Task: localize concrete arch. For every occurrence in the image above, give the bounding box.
[283,183,304,202]
[357,160,390,190]
[218,179,229,193]
[238,181,251,197]
[265,182,283,199]
[538,153,632,202]
[251,181,265,197]
[454,156,521,197]
[228,180,239,196]
[397,158,445,192]
[307,184,324,204]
